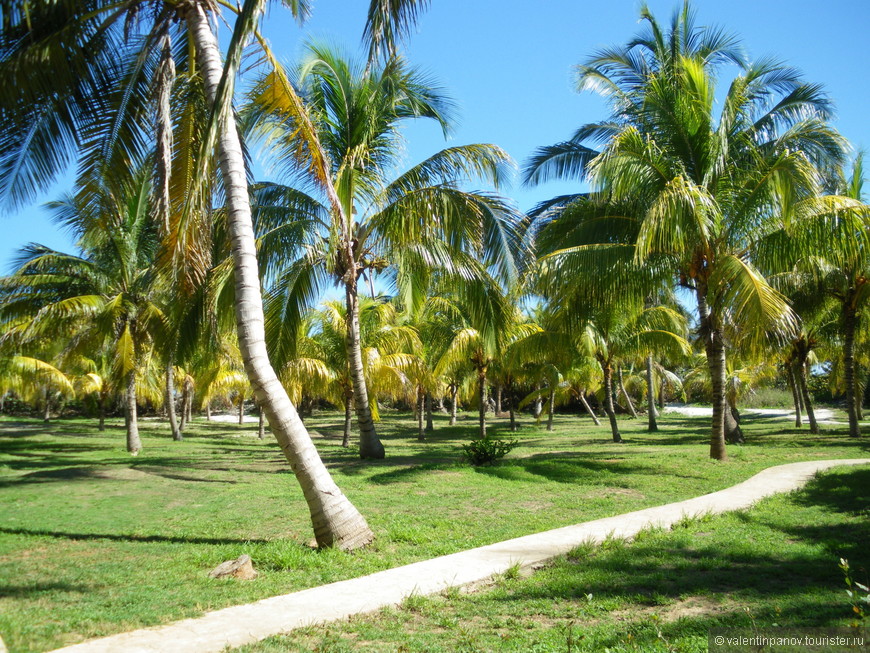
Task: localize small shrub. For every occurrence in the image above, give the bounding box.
[461,436,517,466]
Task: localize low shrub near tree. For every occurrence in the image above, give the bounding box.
[460,436,518,466]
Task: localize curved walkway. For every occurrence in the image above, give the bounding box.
[52,459,870,653]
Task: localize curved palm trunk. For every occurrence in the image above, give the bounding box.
[796,360,819,435]
[696,284,728,460]
[449,384,458,426]
[166,360,182,440]
[345,281,385,458]
[579,392,601,426]
[477,369,488,439]
[601,362,622,443]
[617,366,638,418]
[124,369,142,455]
[843,304,860,436]
[787,361,803,427]
[646,355,658,432]
[186,4,373,550]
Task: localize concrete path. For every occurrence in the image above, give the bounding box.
[52,459,870,653]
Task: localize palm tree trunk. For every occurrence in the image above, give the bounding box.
[696,284,728,460]
[843,304,860,437]
[342,391,353,448]
[238,394,245,425]
[425,393,434,432]
[477,369,488,439]
[416,387,425,441]
[546,387,555,431]
[646,355,658,432]
[787,361,803,427]
[344,280,385,458]
[124,368,142,455]
[796,360,819,434]
[724,400,745,444]
[258,404,266,440]
[185,3,373,550]
[602,363,622,443]
[449,384,458,426]
[166,358,181,440]
[42,386,51,423]
[495,385,503,414]
[206,401,212,421]
[579,392,601,426]
[617,366,638,418]
[509,400,517,432]
[533,382,542,419]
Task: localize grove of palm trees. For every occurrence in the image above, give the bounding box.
[1,2,868,652]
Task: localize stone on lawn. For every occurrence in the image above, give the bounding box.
[208,554,257,580]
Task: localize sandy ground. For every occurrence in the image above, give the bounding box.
[663,404,838,422]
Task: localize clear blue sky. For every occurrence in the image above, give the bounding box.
[4,0,868,272]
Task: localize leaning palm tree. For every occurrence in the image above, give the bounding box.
[524,2,850,459]
[245,43,522,458]
[0,0,435,549]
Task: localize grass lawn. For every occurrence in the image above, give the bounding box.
[0,408,867,652]
[236,464,870,652]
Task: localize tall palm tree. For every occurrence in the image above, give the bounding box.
[1,0,435,549]
[524,2,849,459]
[245,43,522,458]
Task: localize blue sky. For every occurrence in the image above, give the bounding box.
[3,0,868,272]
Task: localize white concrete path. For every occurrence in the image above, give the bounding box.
[51,459,870,653]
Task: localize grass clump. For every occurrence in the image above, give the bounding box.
[460,435,518,466]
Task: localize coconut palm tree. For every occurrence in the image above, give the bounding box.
[244,43,522,458]
[0,172,165,453]
[524,2,850,458]
[0,0,436,549]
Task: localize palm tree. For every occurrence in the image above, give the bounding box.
[0,0,437,549]
[0,172,165,453]
[245,43,521,458]
[524,2,849,459]
[434,285,539,440]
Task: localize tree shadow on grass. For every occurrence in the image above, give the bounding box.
[478,467,870,648]
[0,581,91,599]
[0,526,270,546]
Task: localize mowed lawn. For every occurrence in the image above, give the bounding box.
[0,409,867,652]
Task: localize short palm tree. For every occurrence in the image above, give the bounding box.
[524,2,850,458]
[245,43,522,458]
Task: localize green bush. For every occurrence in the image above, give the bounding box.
[461,436,517,466]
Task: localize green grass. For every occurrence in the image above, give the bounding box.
[0,408,867,652]
[235,465,870,652]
